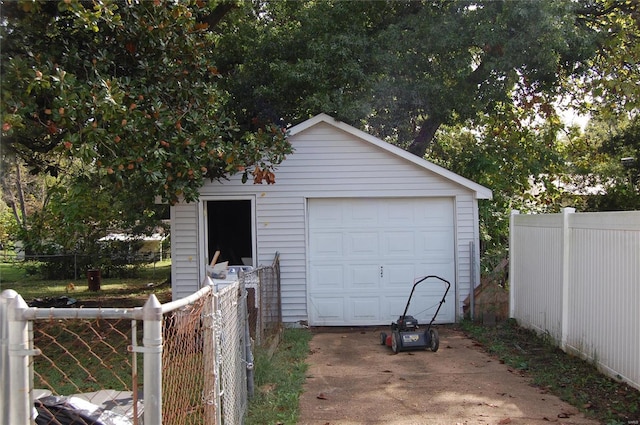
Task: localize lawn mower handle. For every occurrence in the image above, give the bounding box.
[400,275,451,328]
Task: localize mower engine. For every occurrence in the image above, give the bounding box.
[393,315,418,331]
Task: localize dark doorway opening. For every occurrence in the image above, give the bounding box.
[206,200,253,266]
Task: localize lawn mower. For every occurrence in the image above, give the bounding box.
[380,275,450,354]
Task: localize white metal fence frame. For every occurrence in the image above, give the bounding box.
[0,276,250,425]
[509,208,640,391]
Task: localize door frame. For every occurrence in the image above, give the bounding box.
[198,195,257,285]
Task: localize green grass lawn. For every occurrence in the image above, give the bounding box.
[0,260,172,305]
[247,329,312,425]
[0,260,27,283]
[2,259,173,405]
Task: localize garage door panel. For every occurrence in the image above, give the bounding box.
[349,297,380,322]
[347,202,379,227]
[384,201,418,224]
[310,232,344,258]
[383,265,420,288]
[311,265,345,290]
[309,201,343,228]
[417,230,454,255]
[310,297,345,324]
[348,265,380,289]
[415,198,454,223]
[383,231,416,256]
[414,264,455,280]
[381,296,410,323]
[346,231,379,257]
[380,295,451,325]
[405,294,453,324]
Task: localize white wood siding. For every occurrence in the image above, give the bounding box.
[172,121,485,323]
[454,196,478,316]
[170,202,200,300]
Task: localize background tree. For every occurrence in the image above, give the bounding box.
[215,0,601,155]
[0,199,17,254]
[563,115,640,212]
[0,155,51,247]
[1,0,291,271]
[567,0,640,117]
[1,0,291,207]
[428,102,571,271]
[560,0,640,211]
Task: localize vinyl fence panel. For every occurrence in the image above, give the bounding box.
[509,211,565,341]
[510,209,640,391]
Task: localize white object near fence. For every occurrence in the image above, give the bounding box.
[510,208,640,390]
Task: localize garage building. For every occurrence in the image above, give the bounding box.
[170,113,492,325]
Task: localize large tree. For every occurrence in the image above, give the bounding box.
[1,0,291,206]
[214,0,607,157]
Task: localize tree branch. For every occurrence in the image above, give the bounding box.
[199,2,238,29]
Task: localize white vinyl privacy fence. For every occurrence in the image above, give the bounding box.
[509,208,640,390]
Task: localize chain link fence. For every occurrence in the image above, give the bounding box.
[162,291,215,424]
[1,254,282,425]
[241,252,282,347]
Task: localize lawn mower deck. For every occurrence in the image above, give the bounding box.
[380,275,450,354]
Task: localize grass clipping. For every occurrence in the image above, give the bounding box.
[247,328,312,425]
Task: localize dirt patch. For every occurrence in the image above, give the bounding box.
[298,327,600,425]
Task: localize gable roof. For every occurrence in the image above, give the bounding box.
[289,113,493,200]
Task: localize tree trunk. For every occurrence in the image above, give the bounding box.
[2,163,28,229]
[406,58,489,158]
[407,116,442,158]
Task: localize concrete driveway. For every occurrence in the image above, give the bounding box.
[298,327,600,425]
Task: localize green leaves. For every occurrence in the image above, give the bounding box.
[1,0,292,206]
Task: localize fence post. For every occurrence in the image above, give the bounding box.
[202,278,218,424]
[1,289,18,424]
[142,294,163,425]
[560,207,575,351]
[509,210,519,319]
[469,241,476,321]
[7,292,37,425]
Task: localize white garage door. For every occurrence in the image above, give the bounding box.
[308,197,456,326]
